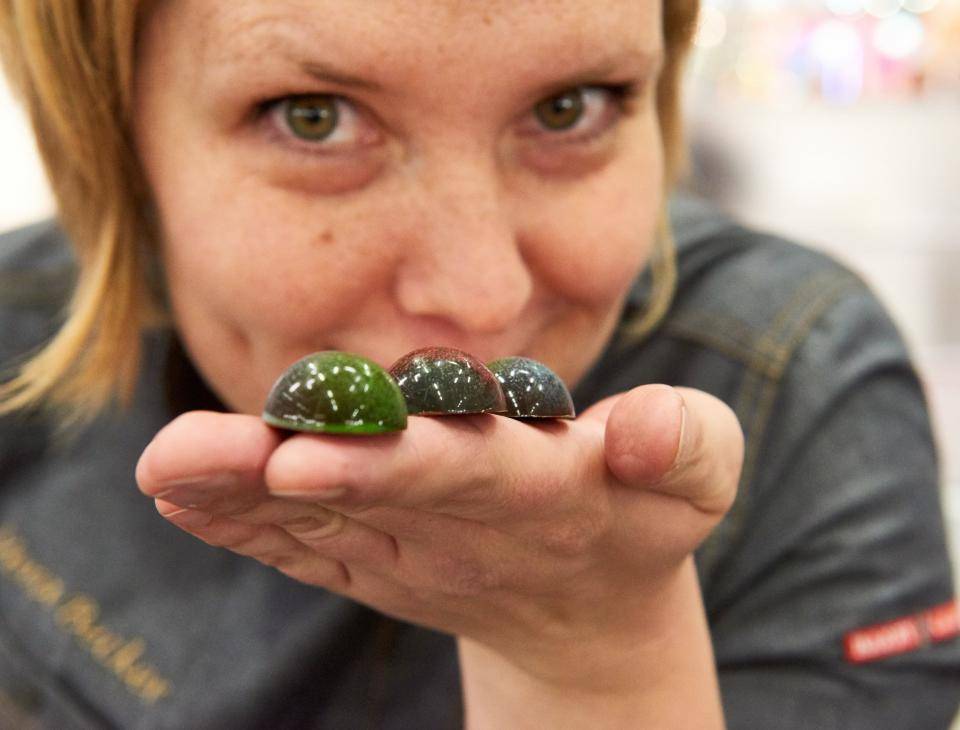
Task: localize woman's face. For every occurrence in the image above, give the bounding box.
[134,0,664,415]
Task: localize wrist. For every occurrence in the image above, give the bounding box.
[457,558,725,729]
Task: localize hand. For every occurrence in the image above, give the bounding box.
[136,384,743,692]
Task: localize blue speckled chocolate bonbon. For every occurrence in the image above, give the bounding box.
[262,352,407,434]
[389,346,507,415]
[486,356,575,419]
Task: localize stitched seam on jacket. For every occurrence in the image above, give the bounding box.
[695,269,862,570]
[738,272,859,482]
[664,315,780,377]
[664,268,861,375]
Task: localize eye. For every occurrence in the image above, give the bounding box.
[527,84,636,140]
[264,94,376,150]
[535,89,587,131]
[285,95,339,141]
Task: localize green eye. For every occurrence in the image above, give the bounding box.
[534,89,585,131]
[284,95,339,141]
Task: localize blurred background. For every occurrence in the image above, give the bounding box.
[0,0,958,676]
[679,0,960,601]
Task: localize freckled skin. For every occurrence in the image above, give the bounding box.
[133,0,663,416]
[132,6,742,726]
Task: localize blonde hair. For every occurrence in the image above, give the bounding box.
[0,0,700,421]
[629,0,701,340]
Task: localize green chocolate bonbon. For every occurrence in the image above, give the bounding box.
[262,352,407,434]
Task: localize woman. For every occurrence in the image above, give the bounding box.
[0,1,957,727]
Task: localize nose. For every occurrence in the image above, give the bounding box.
[393,155,533,335]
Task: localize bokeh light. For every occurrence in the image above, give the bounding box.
[687,0,956,104]
[902,0,941,13]
[873,12,926,59]
[825,0,864,16]
[694,6,729,49]
[863,0,904,19]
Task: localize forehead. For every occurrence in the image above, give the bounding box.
[182,0,663,71]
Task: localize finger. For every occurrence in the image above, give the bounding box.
[249,501,402,570]
[154,496,400,570]
[153,497,327,572]
[136,411,282,509]
[263,414,584,520]
[604,385,743,515]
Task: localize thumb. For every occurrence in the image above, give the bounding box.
[604,385,743,516]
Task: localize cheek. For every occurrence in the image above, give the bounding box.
[156,175,394,343]
[134,85,394,347]
[519,136,663,309]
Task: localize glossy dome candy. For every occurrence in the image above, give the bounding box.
[487,356,575,419]
[262,352,407,434]
[389,346,506,415]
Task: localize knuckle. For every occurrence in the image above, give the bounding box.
[253,546,299,567]
[260,551,301,571]
[497,475,556,514]
[541,501,609,557]
[217,530,264,553]
[278,557,350,591]
[321,450,360,495]
[468,458,498,495]
[432,553,499,597]
[168,410,212,432]
[390,439,432,498]
[540,517,600,558]
[268,437,357,497]
[451,417,499,489]
[215,498,260,518]
[282,511,346,542]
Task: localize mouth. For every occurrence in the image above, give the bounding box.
[309,336,536,374]
[285,308,557,383]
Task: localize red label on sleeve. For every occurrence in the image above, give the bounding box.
[924,601,960,641]
[844,599,960,664]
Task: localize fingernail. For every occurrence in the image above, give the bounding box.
[157,473,237,490]
[157,488,216,508]
[154,473,237,506]
[155,501,213,527]
[171,509,214,528]
[269,487,347,502]
[673,394,696,468]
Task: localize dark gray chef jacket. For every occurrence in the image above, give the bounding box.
[1,197,958,729]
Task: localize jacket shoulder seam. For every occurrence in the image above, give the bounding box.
[698,268,864,571]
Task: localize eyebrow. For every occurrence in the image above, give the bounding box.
[300,61,385,92]
[298,49,662,95]
[541,51,664,91]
